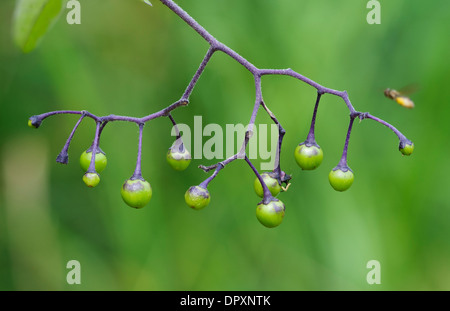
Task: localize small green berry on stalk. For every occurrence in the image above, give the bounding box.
[185,186,210,210]
[80,150,107,173]
[399,142,414,156]
[328,167,354,192]
[294,143,323,170]
[83,172,100,188]
[256,198,286,228]
[253,173,281,198]
[121,179,152,209]
[167,144,191,171]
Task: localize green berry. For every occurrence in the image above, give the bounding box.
[166,144,191,171]
[328,167,354,192]
[83,172,100,188]
[256,199,286,228]
[294,144,323,170]
[121,179,152,209]
[80,150,107,173]
[400,143,414,156]
[185,186,210,210]
[253,173,281,198]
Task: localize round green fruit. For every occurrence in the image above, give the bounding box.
[256,199,286,228]
[80,150,107,173]
[185,186,210,210]
[254,173,281,198]
[294,144,323,170]
[167,144,191,171]
[121,179,152,209]
[328,168,354,192]
[83,172,100,188]
[400,143,414,156]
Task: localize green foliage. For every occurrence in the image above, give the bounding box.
[12,0,64,53]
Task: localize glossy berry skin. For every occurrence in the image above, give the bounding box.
[400,143,414,156]
[254,173,281,198]
[185,186,210,210]
[329,168,354,192]
[121,179,152,209]
[294,144,323,170]
[256,199,285,228]
[83,172,100,188]
[80,150,107,173]
[166,145,191,171]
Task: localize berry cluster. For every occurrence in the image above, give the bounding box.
[27,0,413,228]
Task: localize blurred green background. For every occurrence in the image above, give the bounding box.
[1,0,449,290]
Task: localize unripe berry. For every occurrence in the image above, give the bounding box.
[328,167,354,192]
[27,116,42,128]
[83,172,100,188]
[400,142,414,156]
[166,144,191,171]
[80,150,107,173]
[256,199,285,228]
[253,173,281,198]
[294,144,323,170]
[121,179,152,209]
[185,186,210,210]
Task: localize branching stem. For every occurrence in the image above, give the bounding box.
[30,0,411,192]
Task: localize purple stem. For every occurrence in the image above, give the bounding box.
[33,100,187,126]
[245,156,272,204]
[159,0,218,45]
[237,75,262,157]
[88,121,108,153]
[168,113,180,139]
[182,47,215,101]
[31,0,411,192]
[199,163,224,188]
[132,123,145,180]
[259,69,355,113]
[338,117,355,169]
[56,113,86,164]
[87,121,101,173]
[365,113,408,142]
[260,100,285,176]
[305,92,322,145]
